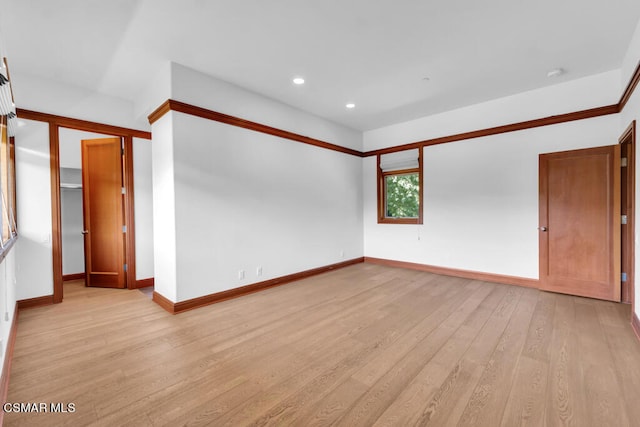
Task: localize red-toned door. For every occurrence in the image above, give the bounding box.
[81,138,126,288]
[539,145,620,301]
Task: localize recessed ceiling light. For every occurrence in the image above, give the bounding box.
[346,103,356,109]
[293,77,305,85]
[547,68,565,78]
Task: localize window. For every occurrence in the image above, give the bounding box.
[377,147,423,224]
[0,57,17,252]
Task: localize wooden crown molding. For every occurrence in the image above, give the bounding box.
[148,99,363,157]
[619,61,640,112]
[153,257,365,314]
[16,108,151,140]
[12,58,640,158]
[363,104,619,157]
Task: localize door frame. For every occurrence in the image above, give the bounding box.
[620,120,636,311]
[15,109,151,303]
[52,127,137,301]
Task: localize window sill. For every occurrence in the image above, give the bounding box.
[378,218,422,225]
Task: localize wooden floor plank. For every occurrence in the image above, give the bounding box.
[334,282,497,426]
[371,284,516,426]
[544,294,588,427]
[4,264,640,426]
[456,287,539,427]
[573,298,630,427]
[595,301,640,424]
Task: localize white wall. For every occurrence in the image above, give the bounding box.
[170,63,363,152]
[363,71,622,279]
[151,113,177,301]
[59,128,114,276]
[12,72,149,132]
[15,120,156,294]
[365,70,620,152]
[0,31,18,376]
[133,61,172,125]
[152,65,364,302]
[171,113,363,301]
[60,184,83,276]
[133,137,154,280]
[0,250,17,375]
[620,17,640,320]
[15,119,53,299]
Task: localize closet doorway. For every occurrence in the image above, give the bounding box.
[16,108,150,303]
[60,130,127,288]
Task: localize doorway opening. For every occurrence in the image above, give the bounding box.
[15,109,151,303]
[620,120,636,310]
[60,130,127,289]
[49,121,142,303]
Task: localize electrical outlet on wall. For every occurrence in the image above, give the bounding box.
[238,270,245,280]
[340,250,345,258]
[256,266,262,276]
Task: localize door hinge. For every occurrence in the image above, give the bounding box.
[121,187,126,195]
[622,215,628,225]
[622,272,627,282]
[124,263,128,272]
[122,225,127,233]
[621,157,628,167]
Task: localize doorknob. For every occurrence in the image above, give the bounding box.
[81,230,89,235]
[538,226,547,232]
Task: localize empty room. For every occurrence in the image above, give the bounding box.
[1,1,640,425]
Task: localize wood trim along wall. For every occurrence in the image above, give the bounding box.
[16,109,151,140]
[619,61,640,112]
[123,136,137,289]
[17,295,55,309]
[15,111,150,303]
[145,60,640,160]
[364,60,640,157]
[364,257,540,289]
[364,105,619,157]
[135,278,154,289]
[49,124,63,304]
[151,291,174,313]
[62,273,85,281]
[632,312,640,343]
[620,120,636,307]
[0,305,18,426]
[147,99,363,157]
[153,257,365,314]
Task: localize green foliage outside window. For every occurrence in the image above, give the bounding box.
[385,172,419,218]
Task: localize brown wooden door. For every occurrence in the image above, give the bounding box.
[81,137,126,288]
[539,145,620,301]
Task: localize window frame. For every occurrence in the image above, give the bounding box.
[377,146,423,224]
[0,57,18,260]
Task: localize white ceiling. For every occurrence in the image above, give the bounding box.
[2,0,640,131]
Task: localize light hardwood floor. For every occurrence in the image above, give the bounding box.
[5,263,640,426]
